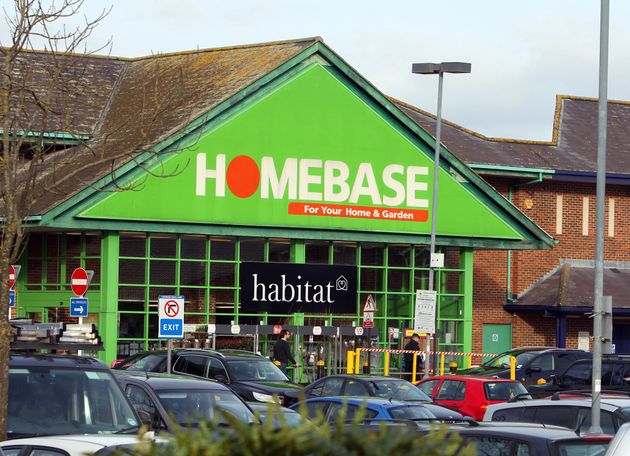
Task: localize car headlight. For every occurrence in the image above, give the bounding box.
[252,392,275,403]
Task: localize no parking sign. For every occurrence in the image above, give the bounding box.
[158,295,184,339]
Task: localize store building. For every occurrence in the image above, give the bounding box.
[398,96,630,354]
[8,38,553,365]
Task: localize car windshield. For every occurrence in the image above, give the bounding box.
[8,367,139,439]
[370,380,431,401]
[482,350,540,368]
[552,441,610,456]
[115,353,164,372]
[228,359,289,381]
[388,405,436,421]
[484,382,530,401]
[157,389,256,426]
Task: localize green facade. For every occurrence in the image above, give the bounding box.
[12,43,552,366]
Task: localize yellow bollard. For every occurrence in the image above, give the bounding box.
[412,353,418,383]
[510,355,516,380]
[347,351,355,374]
[355,348,361,374]
[467,356,472,368]
[439,354,445,375]
[384,351,390,377]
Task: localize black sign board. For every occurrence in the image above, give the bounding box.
[239,262,357,314]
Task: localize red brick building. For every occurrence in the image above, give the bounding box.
[397,95,630,354]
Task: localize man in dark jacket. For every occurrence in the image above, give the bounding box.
[273,329,297,375]
[403,333,423,381]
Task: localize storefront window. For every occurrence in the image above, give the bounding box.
[361,243,384,266]
[211,237,235,261]
[388,245,411,267]
[150,234,177,258]
[180,261,206,286]
[240,238,265,261]
[269,239,291,262]
[181,235,206,260]
[306,241,329,264]
[120,233,146,257]
[333,242,356,265]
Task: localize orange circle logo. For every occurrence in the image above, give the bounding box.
[226,155,260,198]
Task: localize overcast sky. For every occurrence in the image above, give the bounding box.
[3,0,629,140]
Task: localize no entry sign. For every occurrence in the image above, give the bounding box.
[71,268,89,297]
[158,295,184,339]
[9,265,15,290]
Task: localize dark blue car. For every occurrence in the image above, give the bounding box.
[289,397,436,425]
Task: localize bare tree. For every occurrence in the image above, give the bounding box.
[0,0,194,439]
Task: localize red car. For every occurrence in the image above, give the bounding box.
[415,375,531,420]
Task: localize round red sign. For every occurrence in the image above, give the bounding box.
[273,325,282,335]
[71,268,89,297]
[9,265,15,290]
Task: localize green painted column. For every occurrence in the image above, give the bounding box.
[99,232,120,365]
[462,248,474,354]
[291,240,306,264]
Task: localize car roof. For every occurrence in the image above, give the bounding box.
[492,397,630,408]
[9,352,109,370]
[313,375,405,381]
[419,375,522,383]
[301,396,418,407]
[0,434,143,449]
[128,349,265,360]
[453,422,610,440]
[113,371,229,391]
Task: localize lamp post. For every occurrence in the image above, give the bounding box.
[412,62,471,377]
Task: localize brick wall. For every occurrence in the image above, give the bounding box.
[472,177,630,353]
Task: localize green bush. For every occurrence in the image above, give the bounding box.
[123,403,475,456]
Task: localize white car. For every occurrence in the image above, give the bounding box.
[606,422,630,456]
[0,434,154,456]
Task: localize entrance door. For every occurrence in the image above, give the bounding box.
[482,324,512,355]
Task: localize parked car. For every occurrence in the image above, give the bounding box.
[605,421,630,456]
[246,402,307,428]
[114,349,303,405]
[450,422,612,456]
[528,355,630,398]
[458,347,592,386]
[114,371,256,432]
[289,397,437,426]
[415,375,531,420]
[0,435,152,456]
[302,374,464,421]
[483,393,630,435]
[8,353,141,440]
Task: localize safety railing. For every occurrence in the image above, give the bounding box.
[349,348,518,383]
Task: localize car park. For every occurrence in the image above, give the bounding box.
[302,374,464,421]
[528,355,630,398]
[114,349,303,405]
[416,375,531,420]
[484,393,630,435]
[450,422,612,456]
[458,347,592,386]
[289,397,437,426]
[0,435,151,456]
[8,353,141,440]
[114,371,257,431]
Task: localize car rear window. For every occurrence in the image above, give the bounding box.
[116,353,165,372]
[552,440,610,456]
[388,405,435,421]
[484,382,529,401]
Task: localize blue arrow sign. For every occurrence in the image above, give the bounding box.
[70,297,88,317]
[9,290,15,308]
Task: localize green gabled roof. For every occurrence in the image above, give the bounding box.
[32,39,553,250]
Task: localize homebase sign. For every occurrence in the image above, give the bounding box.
[240,263,357,313]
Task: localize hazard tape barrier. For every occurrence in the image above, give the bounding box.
[351,347,510,381]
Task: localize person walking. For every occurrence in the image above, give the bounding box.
[273,329,298,375]
[403,333,423,381]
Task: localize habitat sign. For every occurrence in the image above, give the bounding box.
[240,262,357,314]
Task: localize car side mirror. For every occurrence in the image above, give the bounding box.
[214,374,229,384]
[136,410,153,428]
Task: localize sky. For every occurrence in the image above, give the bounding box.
[2,0,629,140]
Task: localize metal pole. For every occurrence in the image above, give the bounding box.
[425,71,444,378]
[589,0,609,436]
[167,339,172,374]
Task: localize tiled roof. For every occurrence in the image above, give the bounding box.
[394,96,630,175]
[505,260,630,310]
[3,38,319,215]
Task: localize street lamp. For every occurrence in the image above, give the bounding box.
[412,62,471,377]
